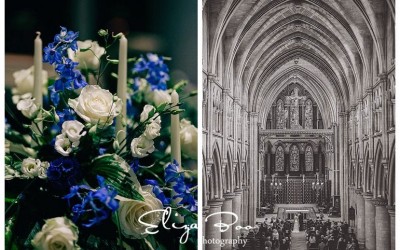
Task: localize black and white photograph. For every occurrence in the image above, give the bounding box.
[202,1,395,250]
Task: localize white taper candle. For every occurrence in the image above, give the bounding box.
[33,32,43,130]
[171,90,181,166]
[115,34,127,150]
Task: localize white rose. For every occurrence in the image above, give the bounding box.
[32,217,80,250]
[143,121,161,140]
[21,157,41,178]
[130,135,155,158]
[68,85,122,127]
[12,66,48,104]
[118,186,163,239]
[55,134,74,156]
[68,40,105,70]
[149,89,171,107]
[180,119,198,159]
[62,120,86,143]
[16,94,39,119]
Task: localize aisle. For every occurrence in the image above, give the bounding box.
[291,232,307,250]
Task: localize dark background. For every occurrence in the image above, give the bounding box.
[5,0,198,86]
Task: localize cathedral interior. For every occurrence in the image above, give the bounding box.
[202,0,395,249]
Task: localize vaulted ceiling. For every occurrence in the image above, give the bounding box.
[203,0,394,128]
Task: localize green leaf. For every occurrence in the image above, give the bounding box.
[156,102,168,113]
[171,109,185,115]
[173,80,188,93]
[107,58,119,64]
[127,57,138,63]
[89,154,145,201]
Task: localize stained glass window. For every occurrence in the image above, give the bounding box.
[305,146,313,171]
[275,146,284,171]
[305,99,313,129]
[290,145,299,171]
[276,99,285,129]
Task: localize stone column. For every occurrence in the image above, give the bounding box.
[363,193,375,250]
[355,189,365,248]
[232,189,243,240]
[249,112,259,226]
[241,185,249,225]
[374,198,390,250]
[221,193,235,250]
[205,199,225,250]
[387,206,395,250]
[203,206,210,250]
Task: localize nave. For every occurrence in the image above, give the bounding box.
[202,0,395,249]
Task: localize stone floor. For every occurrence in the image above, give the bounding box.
[291,231,307,250]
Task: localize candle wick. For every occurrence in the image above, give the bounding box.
[36,31,41,38]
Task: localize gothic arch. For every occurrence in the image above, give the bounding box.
[225,146,234,193]
[235,148,242,190]
[373,140,385,198]
[211,143,223,199]
[363,144,369,191]
[203,152,208,207]
[355,146,361,188]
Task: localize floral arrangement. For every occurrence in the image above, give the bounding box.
[5,27,198,249]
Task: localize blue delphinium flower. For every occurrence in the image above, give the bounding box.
[132,53,169,90]
[144,179,171,206]
[56,108,76,125]
[54,26,79,49]
[165,160,182,183]
[43,42,63,65]
[47,157,82,194]
[44,27,87,106]
[163,160,198,212]
[64,175,119,227]
[130,159,140,173]
[50,108,76,134]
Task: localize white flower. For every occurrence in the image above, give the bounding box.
[140,105,161,130]
[140,105,156,122]
[21,157,41,178]
[55,134,74,156]
[149,89,171,107]
[130,135,155,158]
[68,40,105,70]
[12,66,48,104]
[118,186,163,239]
[31,217,80,250]
[68,85,122,127]
[38,161,50,179]
[180,119,198,159]
[5,165,20,180]
[62,120,86,143]
[16,94,39,119]
[143,121,161,140]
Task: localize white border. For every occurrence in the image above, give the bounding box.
[197,0,203,249]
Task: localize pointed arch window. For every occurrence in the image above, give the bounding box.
[305,99,313,129]
[290,145,299,171]
[305,146,313,171]
[275,146,284,171]
[276,99,286,129]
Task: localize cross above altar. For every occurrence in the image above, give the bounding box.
[285,87,307,106]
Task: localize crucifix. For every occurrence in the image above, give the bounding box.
[286,87,307,129]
